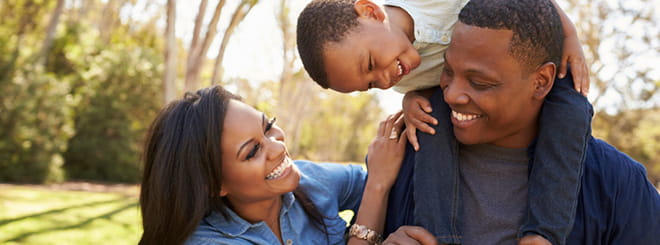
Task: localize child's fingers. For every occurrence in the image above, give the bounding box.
[406,127,420,151]
[577,62,590,96]
[559,54,569,79]
[411,117,436,135]
[416,97,433,113]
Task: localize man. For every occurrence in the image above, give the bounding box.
[382,0,660,244]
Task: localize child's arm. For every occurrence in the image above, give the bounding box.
[551,0,590,96]
[402,87,438,151]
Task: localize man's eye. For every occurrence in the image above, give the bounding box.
[443,67,453,77]
[245,143,260,160]
[470,81,494,90]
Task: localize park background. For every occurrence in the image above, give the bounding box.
[0,0,658,244]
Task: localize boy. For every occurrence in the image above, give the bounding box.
[297,0,592,244]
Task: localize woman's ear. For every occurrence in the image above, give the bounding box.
[533,62,556,100]
[354,0,386,22]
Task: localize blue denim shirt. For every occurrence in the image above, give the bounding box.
[385,137,660,244]
[185,160,366,245]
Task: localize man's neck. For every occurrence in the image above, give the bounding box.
[385,6,415,42]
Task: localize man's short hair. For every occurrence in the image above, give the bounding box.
[459,0,564,74]
[296,0,359,89]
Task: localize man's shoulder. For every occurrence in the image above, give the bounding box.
[584,137,648,178]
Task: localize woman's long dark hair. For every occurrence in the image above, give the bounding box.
[139,86,326,245]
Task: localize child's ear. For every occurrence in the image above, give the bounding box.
[354,0,386,22]
[533,62,556,100]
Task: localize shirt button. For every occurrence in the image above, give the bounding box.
[440,34,450,44]
[286,239,293,245]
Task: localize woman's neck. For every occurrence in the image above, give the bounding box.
[385,5,415,42]
[229,196,284,243]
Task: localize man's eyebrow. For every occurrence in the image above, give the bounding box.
[235,114,266,158]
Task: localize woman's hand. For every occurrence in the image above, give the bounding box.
[366,111,408,189]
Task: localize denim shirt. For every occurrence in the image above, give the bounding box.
[185,160,366,245]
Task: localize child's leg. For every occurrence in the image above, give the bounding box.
[414,87,462,244]
[519,68,593,245]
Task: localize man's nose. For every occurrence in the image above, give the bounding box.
[443,80,470,105]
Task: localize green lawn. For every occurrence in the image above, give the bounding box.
[0,183,355,245]
[0,184,141,245]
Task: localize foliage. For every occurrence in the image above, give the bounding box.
[63,44,162,183]
[0,1,74,183]
[592,109,660,185]
[0,185,140,244]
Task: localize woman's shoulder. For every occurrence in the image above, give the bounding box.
[295,160,366,184]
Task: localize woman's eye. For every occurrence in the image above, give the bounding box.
[265,117,276,132]
[245,143,260,160]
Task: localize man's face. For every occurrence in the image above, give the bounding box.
[322,17,421,93]
[440,22,543,148]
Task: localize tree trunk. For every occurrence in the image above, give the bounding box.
[163,0,177,104]
[184,0,226,92]
[39,0,65,66]
[211,0,258,84]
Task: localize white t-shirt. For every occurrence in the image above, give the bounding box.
[385,0,470,93]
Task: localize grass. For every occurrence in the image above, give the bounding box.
[0,183,356,245]
[0,184,141,245]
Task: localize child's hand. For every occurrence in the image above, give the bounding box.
[366,111,408,188]
[559,33,590,97]
[518,234,551,245]
[403,90,438,151]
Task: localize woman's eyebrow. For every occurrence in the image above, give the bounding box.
[235,114,266,158]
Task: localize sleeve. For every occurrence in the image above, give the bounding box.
[297,161,367,212]
[609,156,660,244]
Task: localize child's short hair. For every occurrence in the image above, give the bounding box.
[459,0,564,74]
[296,0,359,89]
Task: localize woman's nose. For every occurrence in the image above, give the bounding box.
[265,134,286,160]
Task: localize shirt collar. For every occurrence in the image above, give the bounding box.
[204,192,297,237]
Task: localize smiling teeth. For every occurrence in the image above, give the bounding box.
[265,158,291,180]
[452,110,481,121]
[397,60,403,76]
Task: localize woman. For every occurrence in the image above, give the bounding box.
[139,85,408,244]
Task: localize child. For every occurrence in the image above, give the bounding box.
[296,0,592,244]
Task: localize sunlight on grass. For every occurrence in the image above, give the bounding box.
[0,186,141,245]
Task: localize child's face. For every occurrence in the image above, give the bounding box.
[322,18,421,93]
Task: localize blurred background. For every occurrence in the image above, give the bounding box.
[0,0,658,244]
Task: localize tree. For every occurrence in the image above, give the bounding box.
[210,0,258,84]
[39,0,65,65]
[163,0,177,103]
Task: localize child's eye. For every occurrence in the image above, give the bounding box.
[245,143,260,160]
[368,54,373,71]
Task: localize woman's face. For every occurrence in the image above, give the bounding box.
[219,100,300,204]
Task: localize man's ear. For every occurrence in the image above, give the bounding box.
[219,187,228,197]
[533,62,556,100]
[354,0,386,22]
